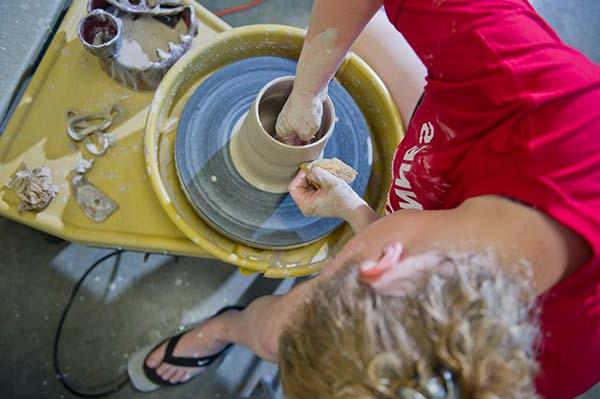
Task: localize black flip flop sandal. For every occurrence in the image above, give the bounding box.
[128,305,245,392]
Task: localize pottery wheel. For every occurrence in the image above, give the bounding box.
[175,56,372,249]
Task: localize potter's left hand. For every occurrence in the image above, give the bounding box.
[275,91,325,145]
[289,168,378,233]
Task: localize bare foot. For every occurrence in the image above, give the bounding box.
[145,308,239,384]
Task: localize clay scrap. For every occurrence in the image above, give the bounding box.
[6,163,59,212]
[301,158,358,185]
[66,104,122,222]
[75,158,95,174]
[66,105,122,156]
[71,175,119,223]
[69,155,117,223]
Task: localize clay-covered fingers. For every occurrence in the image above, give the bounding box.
[289,171,319,215]
[289,171,312,196]
[290,167,361,219]
[277,121,309,145]
[274,107,295,144]
[307,167,345,189]
[282,136,304,146]
[275,121,298,145]
[275,94,323,144]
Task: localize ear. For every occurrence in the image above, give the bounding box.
[364,250,446,296]
[359,241,403,282]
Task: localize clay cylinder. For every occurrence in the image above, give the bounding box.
[230,76,336,193]
[78,9,122,60]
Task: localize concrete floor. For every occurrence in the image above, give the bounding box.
[1,0,599,398]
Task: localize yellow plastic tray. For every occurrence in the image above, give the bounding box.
[145,26,404,277]
[0,0,229,257]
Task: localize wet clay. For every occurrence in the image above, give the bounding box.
[259,88,326,144]
[230,76,336,193]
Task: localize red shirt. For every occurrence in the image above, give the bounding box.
[383,1,600,397]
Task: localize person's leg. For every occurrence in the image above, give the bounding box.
[144,294,286,383]
[351,9,427,127]
[144,308,244,383]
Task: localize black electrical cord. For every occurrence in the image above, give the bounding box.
[52,249,129,398]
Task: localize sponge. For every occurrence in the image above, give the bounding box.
[301,158,358,185]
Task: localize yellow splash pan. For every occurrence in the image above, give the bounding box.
[145,25,404,277]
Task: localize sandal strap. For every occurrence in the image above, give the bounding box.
[163,333,234,367]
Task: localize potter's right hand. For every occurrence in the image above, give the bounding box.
[288,167,367,221]
[275,91,325,145]
[289,168,379,232]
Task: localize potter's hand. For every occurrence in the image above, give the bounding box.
[289,168,356,218]
[275,91,325,145]
[289,168,378,232]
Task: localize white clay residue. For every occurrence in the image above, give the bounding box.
[296,28,339,97]
[311,29,340,50]
[118,14,188,68]
[75,158,95,174]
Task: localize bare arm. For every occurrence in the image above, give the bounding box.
[336,196,590,291]
[294,0,383,100]
[276,0,383,144]
[220,195,590,360]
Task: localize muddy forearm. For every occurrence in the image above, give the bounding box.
[293,0,383,100]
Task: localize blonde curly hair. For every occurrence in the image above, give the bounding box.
[279,251,540,399]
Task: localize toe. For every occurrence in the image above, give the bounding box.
[161,367,178,382]
[156,364,171,378]
[169,369,187,384]
[146,343,166,368]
